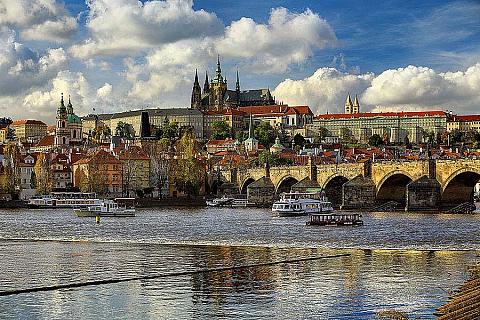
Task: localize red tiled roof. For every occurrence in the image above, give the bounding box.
[207,138,236,146]
[73,149,122,165]
[12,119,47,126]
[36,135,54,147]
[451,115,480,122]
[117,146,150,161]
[315,110,447,120]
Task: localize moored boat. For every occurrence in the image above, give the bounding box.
[206,195,248,207]
[28,192,101,209]
[74,199,136,217]
[306,213,363,226]
[272,191,333,216]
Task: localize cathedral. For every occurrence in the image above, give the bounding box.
[54,93,82,147]
[191,56,276,111]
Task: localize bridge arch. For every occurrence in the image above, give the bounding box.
[240,177,256,194]
[322,174,349,208]
[276,176,299,195]
[376,170,414,205]
[441,169,480,206]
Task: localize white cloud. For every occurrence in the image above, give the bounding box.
[274,63,480,115]
[363,64,480,112]
[0,28,67,96]
[0,0,77,42]
[70,0,222,58]
[97,82,112,98]
[273,67,373,114]
[218,7,336,73]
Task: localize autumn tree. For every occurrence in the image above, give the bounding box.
[143,138,171,197]
[172,130,205,197]
[34,153,52,195]
[3,144,20,198]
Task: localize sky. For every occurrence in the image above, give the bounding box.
[0,0,479,123]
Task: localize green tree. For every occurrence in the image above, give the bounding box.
[253,150,293,167]
[423,130,436,146]
[162,120,178,141]
[313,127,328,144]
[211,120,231,139]
[254,122,275,148]
[293,133,306,148]
[449,129,463,144]
[115,121,134,139]
[368,134,383,147]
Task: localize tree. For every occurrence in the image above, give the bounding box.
[115,121,134,139]
[293,133,306,148]
[34,153,52,195]
[423,130,435,146]
[368,134,383,147]
[162,120,179,142]
[254,121,275,148]
[145,139,171,198]
[404,136,412,149]
[313,126,328,144]
[449,129,463,144]
[253,150,293,167]
[340,127,355,144]
[211,120,231,139]
[3,144,20,198]
[172,130,205,197]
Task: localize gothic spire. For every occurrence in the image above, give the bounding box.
[67,94,73,114]
[203,71,209,93]
[353,94,360,107]
[58,93,66,114]
[235,69,240,92]
[194,68,199,84]
[213,54,223,83]
[345,93,353,106]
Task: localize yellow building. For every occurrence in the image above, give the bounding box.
[447,115,480,132]
[11,119,47,142]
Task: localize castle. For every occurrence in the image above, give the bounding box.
[54,93,82,147]
[191,56,276,111]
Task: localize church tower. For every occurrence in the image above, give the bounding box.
[344,94,353,114]
[353,94,360,114]
[190,69,202,110]
[235,69,241,107]
[203,71,210,95]
[55,93,70,147]
[209,55,227,111]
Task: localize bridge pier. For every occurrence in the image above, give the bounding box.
[341,175,376,210]
[405,176,441,211]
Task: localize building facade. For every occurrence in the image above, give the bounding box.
[447,115,480,132]
[11,120,47,142]
[310,111,448,144]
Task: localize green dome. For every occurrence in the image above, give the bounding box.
[67,114,81,124]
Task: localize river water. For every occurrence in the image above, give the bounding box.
[0,208,479,319]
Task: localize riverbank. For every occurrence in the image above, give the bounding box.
[0,200,28,209]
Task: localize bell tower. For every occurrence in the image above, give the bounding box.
[54,93,70,147]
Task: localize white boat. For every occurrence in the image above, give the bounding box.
[28,192,101,209]
[206,195,248,207]
[272,191,334,216]
[74,199,136,217]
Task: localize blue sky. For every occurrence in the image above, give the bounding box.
[0,0,479,122]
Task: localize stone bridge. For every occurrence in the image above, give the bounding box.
[212,158,480,210]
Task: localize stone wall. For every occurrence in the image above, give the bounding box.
[341,175,376,210]
[405,176,441,211]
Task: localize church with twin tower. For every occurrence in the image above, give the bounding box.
[191,56,276,111]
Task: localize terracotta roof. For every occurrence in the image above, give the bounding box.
[450,115,480,122]
[73,150,122,166]
[36,135,54,147]
[315,110,447,120]
[117,146,150,161]
[207,138,236,146]
[12,119,47,126]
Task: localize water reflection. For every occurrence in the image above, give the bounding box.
[0,207,480,319]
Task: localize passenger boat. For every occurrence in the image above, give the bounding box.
[74,199,136,217]
[28,192,101,208]
[272,191,334,216]
[306,213,363,226]
[206,195,248,207]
